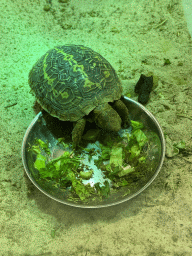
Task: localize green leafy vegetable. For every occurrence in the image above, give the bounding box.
[95,181,111,198]
[94,143,111,167]
[79,170,93,179]
[132,129,148,148]
[71,179,92,201]
[29,139,51,155]
[34,154,47,170]
[117,166,135,177]
[30,119,152,203]
[35,151,80,180]
[129,144,140,159]
[131,120,144,131]
[110,146,123,167]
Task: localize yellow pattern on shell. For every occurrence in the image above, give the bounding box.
[43,53,56,86]
[61,91,69,99]
[52,88,69,99]
[104,70,110,78]
[54,47,88,79]
[43,46,90,92]
[83,79,95,88]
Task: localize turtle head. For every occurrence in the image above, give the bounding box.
[93,103,122,132]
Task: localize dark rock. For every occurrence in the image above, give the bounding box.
[134,74,153,104]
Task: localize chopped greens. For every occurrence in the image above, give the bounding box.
[79,170,93,179]
[29,120,155,203]
[110,146,123,167]
[131,120,144,131]
[132,129,148,148]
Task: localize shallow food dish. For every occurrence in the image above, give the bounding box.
[22,97,165,208]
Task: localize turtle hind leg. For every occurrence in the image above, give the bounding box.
[111,99,131,128]
[72,118,86,148]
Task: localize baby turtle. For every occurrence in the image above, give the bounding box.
[28,44,131,147]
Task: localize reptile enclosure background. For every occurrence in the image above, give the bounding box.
[1,0,192,255]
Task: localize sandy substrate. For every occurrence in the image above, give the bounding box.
[1,0,192,255]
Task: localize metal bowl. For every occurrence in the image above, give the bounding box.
[22,97,165,208]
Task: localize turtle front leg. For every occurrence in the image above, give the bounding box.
[72,118,86,148]
[111,99,131,128]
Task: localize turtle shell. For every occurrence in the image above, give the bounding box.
[28,44,122,121]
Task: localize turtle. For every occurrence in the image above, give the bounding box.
[28,44,131,147]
